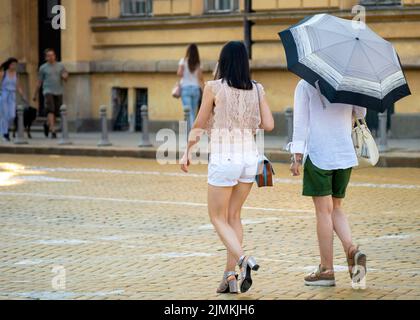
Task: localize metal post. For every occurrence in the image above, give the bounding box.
[129,113,136,133]
[14,105,28,145]
[139,105,152,147]
[244,0,254,59]
[59,105,72,145]
[183,105,191,134]
[378,110,389,152]
[98,105,112,147]
[285,107,294,147]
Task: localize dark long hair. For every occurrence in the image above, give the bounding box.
[185,44,200,73]
[1,57,18,72]
[214,41,252,90]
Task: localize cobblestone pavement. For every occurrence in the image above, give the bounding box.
[0,154,419,300]
[1,131,420,152]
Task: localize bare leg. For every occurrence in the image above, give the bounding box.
[48,113,56,133]
[312,196,334,270]
[332,197,354,254]
[208,185,244,263]
[225,182,253,271]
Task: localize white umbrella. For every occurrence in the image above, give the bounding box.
[279,14,411,112]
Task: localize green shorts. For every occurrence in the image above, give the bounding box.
[303,156,352,199]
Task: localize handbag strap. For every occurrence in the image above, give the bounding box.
[315,80,327,109]
[252,80,261,109]
[353,116,368,128]
[252,80,265,162]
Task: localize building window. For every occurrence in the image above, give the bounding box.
[121,0,152,16]
[359,0,401,6]
[205,0,239,13]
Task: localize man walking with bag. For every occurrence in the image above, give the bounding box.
[33,48,68,139]
[289,79,367,288]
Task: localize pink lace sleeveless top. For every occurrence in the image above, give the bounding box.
[205,79,263,136]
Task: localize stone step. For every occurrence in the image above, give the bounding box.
[31,117,61,132]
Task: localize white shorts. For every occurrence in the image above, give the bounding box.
[208,152,259,187]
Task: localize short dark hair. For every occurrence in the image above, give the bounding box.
[215,41,252,90]
[44,48,56,56]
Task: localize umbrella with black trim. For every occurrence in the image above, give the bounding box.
[278,14,411,112]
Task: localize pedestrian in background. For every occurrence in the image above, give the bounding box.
[181,41,274,294]
[32,48,68,139]
[177,44,204,129]
[0,57,25,142]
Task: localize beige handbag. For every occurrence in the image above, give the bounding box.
[172,81,181,99]
[352,118,379,168]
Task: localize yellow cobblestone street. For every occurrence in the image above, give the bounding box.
[0,154,419,300]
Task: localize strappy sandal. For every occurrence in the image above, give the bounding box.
[238,256,259,293]
[216,271,238,294]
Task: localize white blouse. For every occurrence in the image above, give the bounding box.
[179,58,200,88]
[290,80,367,170]
[205,79,263,136]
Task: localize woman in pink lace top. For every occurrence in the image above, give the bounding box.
[181,41,274,294]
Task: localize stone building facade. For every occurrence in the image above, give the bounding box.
[1,0,419,136]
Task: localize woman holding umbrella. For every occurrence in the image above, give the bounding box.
[290,79,367,287]
[279,14,411,287]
